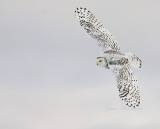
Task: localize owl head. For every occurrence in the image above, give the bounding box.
[96,57,109,69]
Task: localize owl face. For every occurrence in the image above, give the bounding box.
[96,57,107,68]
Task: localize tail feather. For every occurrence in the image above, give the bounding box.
[125,53,142,68]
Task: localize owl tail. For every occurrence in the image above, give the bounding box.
[125,53,142,68]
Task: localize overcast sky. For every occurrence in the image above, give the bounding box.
[0,0,160,129]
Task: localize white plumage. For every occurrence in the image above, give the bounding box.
[75,7,142,108]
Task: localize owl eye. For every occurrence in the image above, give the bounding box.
[99,60,102,62]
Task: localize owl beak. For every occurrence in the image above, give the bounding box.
[97,63,98,65]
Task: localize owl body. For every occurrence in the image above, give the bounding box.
[97,50,129,69]
[103,50,125,63]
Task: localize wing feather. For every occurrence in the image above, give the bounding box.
[75,7,120,52]
[113,65,140,107]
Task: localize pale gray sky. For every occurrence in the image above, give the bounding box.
[0,0,160,129]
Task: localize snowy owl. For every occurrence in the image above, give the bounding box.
[75,7,142,108]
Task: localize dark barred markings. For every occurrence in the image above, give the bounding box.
[75,7,120,52]
[109,58,128,66]
[103,50,123,55]
[114,65,140,108]
[96,57,103,59]
[119,88,129,98]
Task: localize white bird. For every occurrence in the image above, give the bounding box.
[75,7,142,108]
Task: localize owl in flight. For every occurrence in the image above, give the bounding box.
[75,7,142,108]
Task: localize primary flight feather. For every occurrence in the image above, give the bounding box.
[75,7,142,108]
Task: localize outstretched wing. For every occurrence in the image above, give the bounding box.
[75,7,120,52]
[113,65,140,107]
